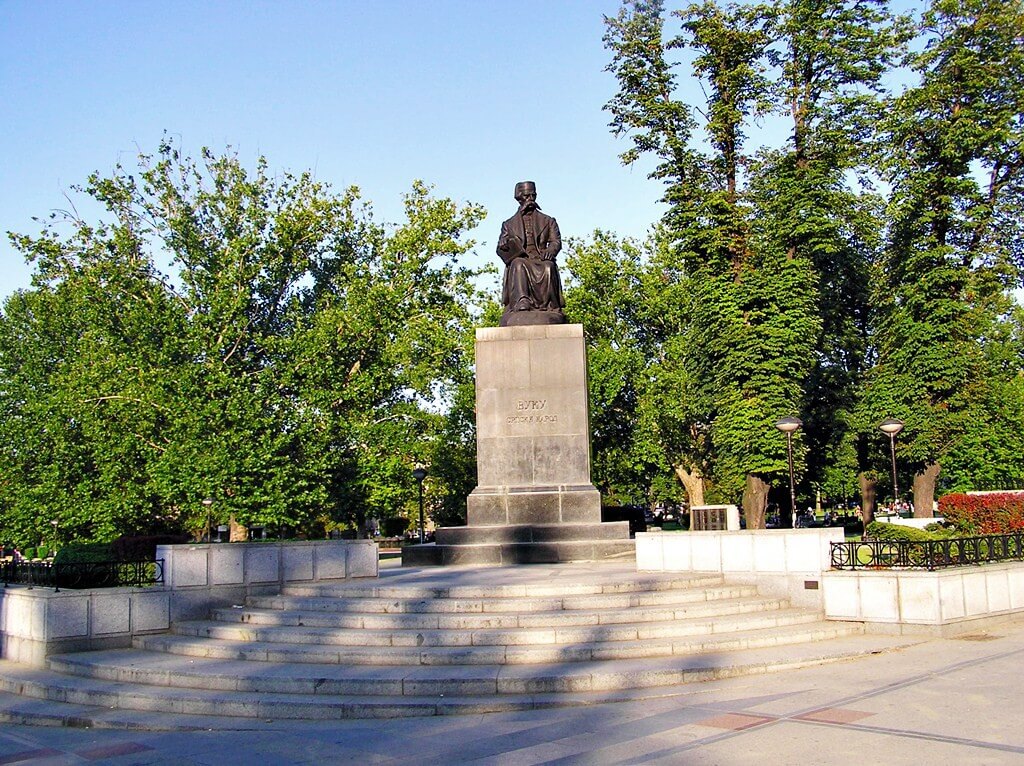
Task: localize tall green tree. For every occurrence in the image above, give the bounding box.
[0,142,485,547]
[603,0,906,525]
[868,0,1024,515]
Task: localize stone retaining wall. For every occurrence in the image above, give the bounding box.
[0,540,377,666]
[822,562,1024,636]
[635,529,843,608]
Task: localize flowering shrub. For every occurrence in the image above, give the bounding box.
[938,492,1024,535]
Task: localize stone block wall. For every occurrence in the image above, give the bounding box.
[0,540,377,666]
[822,562,1024,635]
[635,529,844,608]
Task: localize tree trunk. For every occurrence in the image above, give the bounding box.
[674,464,705,507]
[858,472,877,528]
[355,510,369,539]
[912,461,941,518]
[743,473,770,530]
[228,515,248,542]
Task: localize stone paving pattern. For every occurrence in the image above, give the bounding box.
[0,560,1022,763]
[0,619,1023,763]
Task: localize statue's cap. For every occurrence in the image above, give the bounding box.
[514,181,537,196]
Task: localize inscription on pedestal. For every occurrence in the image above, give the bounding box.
[508,400,559,426]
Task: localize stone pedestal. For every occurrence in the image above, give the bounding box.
[403,324,632,567]
[469,323,601,525]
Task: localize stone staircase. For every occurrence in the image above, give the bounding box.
[0,564,910,724]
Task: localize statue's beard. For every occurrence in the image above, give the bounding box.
[520,201,540,213]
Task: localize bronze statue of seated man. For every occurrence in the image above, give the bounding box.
[496,181,566,326]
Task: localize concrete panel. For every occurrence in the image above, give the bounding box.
[752,535,787,573]
[210,545,244,585]
[661,535,692,571]
[785,532,831,571]
[6,592,45,640]
[635,535,664,571]
[859,576,899,621]
[897,576,940,623]
[345,542,378,578]
[986,570,1011,613]
[314,545,348,580]
[46,595,89,639]
[690,537,723,572]
[822,574,861,620]
[90,592,130,635]
[171,547,209,588]
[962,571,989,616]
[938,575,967,621]
[244,546,280,584]
[721,534,754,572]
[282,546,314,582]
[1009,567,1024,609]
[131,592,170,632]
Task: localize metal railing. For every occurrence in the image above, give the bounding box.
[1,559,165,590]
[831,533,1024,571]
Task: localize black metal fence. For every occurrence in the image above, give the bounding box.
[1,559,164,590]
[831,533,1024,571]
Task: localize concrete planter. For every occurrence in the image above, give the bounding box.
[822,561,1024,635]
[1,540,377,666]
[635,529,843,608]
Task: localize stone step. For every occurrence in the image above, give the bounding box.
[280,572,724,600]
[0,633,912,721]
[141,612,841,666]
[171,606,821,650]
[211,594,787,631]
[272,581,756,614]
[435,522,631,545]
[52,624,866,696]
[401,539,636,567]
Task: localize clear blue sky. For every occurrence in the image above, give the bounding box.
[0,0,677,300]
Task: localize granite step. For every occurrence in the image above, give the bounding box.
[169,606,822,652]
[401,539,636,566]
[0,633,914,721]
[137,614,853,666]
[210,594,787,631]
[51,624,868,696]
[272,581,754,614]
[278,572,727,599]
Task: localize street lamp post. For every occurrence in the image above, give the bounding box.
[202,498,213,543]
[879,418,904,514]
[775,416,803,529]
[412,466,428,544]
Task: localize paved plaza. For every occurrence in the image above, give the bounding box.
[1,598,1022,764]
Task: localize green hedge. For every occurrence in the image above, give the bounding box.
[53,543,115,565]
[111,534,189,561]
[381,517,411,538]
[865,521,952,542]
